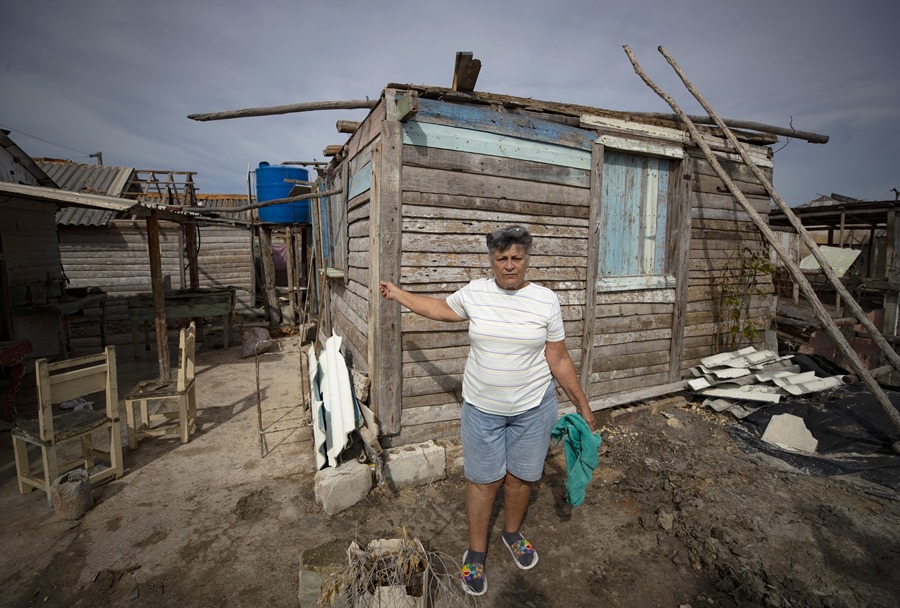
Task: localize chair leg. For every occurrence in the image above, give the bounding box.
[12,436,34,494]
[188,384,197,433]
[140,399,149,433]
[109,419,124,479]
[81,434,95,469]
[125,398,138,450]
[41,445,59,506]
[179,395,189,444]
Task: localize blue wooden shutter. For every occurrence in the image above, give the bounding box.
[599,150,671,279]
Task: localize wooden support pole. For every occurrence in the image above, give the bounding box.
[654,44,900,375]
[669,155,694,380]
[188,99,377,122]
[285,228,296,326]
[146,210,170,380]
[624,45,900,438]
[257,226,282,328]
[581,143,603,397]
[368,90,405,435]
[311,186,330,339]
[197,188,341,214]
[184,222,199,289]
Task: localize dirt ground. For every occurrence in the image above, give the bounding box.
[1,338,898,608]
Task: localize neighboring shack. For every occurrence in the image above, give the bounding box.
[36,159,256,349]
[313,84,779,445]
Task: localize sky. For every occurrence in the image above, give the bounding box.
[1,0,898,205]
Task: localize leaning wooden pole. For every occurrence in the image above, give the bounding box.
[623,45,900,438]
[655,45,900,376]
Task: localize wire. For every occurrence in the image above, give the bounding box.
[772,116,794,154]
[0,122,94,157]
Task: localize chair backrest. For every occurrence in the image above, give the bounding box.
[35,346,118,442]
[176,322,196,392]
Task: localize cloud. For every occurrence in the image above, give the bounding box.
[1,0,898,203]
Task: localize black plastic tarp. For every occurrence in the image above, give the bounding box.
[730,355,900,490]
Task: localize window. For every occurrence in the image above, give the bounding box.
[598,148,677,291]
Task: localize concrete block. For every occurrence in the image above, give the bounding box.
[314,461,372,516]
[384,440,446,489]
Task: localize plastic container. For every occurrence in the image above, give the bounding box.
[256,162,311,223]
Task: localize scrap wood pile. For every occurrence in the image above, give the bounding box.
[688,346,845,420]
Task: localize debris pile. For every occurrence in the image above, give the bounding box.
[689,346,844,420]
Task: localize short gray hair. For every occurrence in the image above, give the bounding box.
[486,225,532,254]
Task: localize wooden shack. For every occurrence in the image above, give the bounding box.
[313,85,779,445]
[36,160,256,348]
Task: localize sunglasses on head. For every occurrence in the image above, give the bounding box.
[488,226,527,241]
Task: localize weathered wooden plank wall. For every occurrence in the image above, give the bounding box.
[384,98,591,444]
[681,154,774,371]
[58,222,254,329]
[2,201,67,356]
[324,92,776,446]
[324,100,386,375]
[2,202,66,304]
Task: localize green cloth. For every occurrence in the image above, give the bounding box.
[551,413,602,507]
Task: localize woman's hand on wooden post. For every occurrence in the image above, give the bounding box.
[380,281,398,300]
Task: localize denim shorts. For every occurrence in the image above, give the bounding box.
[460,381,559,484]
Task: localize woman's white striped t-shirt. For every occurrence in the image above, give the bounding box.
[445,278,565,416]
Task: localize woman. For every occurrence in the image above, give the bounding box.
[379,225,598,596]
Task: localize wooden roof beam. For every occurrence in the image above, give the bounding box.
[336,120,360,134]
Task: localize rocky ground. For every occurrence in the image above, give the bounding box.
[1,341,898,607]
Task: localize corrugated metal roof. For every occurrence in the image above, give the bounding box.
[0,182,206,226]
[33,159,135,226]
[56,205,116,226]
[36,159,134,197]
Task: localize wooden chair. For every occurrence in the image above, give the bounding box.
[125,322,197,448]
[11,346,123,505]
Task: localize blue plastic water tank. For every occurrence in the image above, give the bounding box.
[256,162,311,223]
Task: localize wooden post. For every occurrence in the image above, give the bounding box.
[311,186,330,339]
[883,209,898,342]
[369,90,404,435]
[625,45,900,436]
[580,143,603,397]
[257,225,282,327]
[184,222,199,289]
[146,211,170,380]
[184,174,200,290]
[285,228,296,326]
[669,155,694,380]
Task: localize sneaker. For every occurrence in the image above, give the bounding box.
[460,550,487,596]
[502,533,539,570]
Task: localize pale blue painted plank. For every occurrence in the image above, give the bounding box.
[653,158,671,274]
[416,97,594,151]
[402,121,590,170]
[348,161,372,199]
[601,150,644,277]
